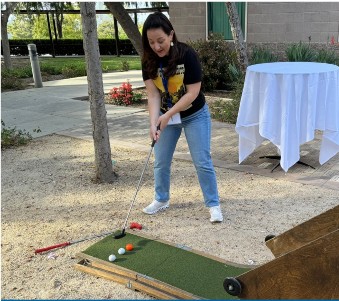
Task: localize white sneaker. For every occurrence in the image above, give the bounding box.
[209,205,223,223]
[142,200,169,215]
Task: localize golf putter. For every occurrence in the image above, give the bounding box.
[35,231,114,254]
[114,126,160,239]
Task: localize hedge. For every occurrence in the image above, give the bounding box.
[2,39,137,56]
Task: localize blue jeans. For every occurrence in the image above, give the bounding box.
[154,104,219,207]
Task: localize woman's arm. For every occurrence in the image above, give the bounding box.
[158,81,201,128]
[144,79,161,141]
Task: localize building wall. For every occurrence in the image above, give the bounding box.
[168,2,339,58]
[247,2,339,44]
[169,2,207,42]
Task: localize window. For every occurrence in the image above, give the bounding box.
[208,2,246,40]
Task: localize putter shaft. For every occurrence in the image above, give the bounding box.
[120,141,155,232]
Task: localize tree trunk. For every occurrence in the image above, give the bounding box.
[104,2,143,56]
[113,17,120,56]
[225,2,248,74]
[52,13,58,41]
[80,2,116,184]
[56,12,64,39]
[1,2,17,70]
[46,13,56,57]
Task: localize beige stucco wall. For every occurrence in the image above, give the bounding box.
[247,2,339,44]
[169,2,207,42]
[168,2,339,45]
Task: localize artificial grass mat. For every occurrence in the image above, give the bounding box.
[82,232,250,299]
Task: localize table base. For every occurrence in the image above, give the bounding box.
[259,155,316,172]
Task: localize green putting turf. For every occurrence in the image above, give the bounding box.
[82,232,250,299]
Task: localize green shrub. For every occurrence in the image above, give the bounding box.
[8,39,137,56]
[210,98,240,124]
[228,63,243,83]
[1,120,33,149]
[286,41,317,62]
[209,76,244,124]
[61,64,87,77]
[189,33,238,92]
[1,66,32,78]
[1,76,26,91]
[121,60,130,71]
[1,68,31,91]
[316,49,339,65]
[40,63,63,75]
[209,63,245,124]
[250,46,278,65]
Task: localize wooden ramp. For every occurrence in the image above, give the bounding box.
[224,205,339,299]
[266,205,339,257]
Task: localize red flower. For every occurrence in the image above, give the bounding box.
[108,81,137,106]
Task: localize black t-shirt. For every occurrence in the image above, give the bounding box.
[142,44,205,118]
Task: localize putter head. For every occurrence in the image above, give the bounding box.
[114,229,126,239]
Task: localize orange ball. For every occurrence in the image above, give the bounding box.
[125,243,134,251]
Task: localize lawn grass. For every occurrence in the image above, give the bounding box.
[1,55,142,91]
[39,55,142,72]
[2,55,142,78]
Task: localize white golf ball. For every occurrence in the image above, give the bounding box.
[108,254,116,262]
[118,248,126,255]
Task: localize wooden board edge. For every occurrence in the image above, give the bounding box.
[74,259,178,300]
[75,252,203,300]
[265,205,339,257]
[76,252,139,279]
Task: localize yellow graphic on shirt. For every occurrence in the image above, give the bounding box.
[153,64,186,111]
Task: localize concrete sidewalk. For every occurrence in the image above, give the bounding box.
[1,70,145,138]
[2,70,338,190]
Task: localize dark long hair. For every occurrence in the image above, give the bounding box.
[142,12,184,79]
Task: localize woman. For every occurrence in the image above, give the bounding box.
[141,12,223,223]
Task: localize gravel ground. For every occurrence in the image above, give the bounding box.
[1,134,338,299]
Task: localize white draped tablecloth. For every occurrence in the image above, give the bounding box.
[235,62,339,172]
